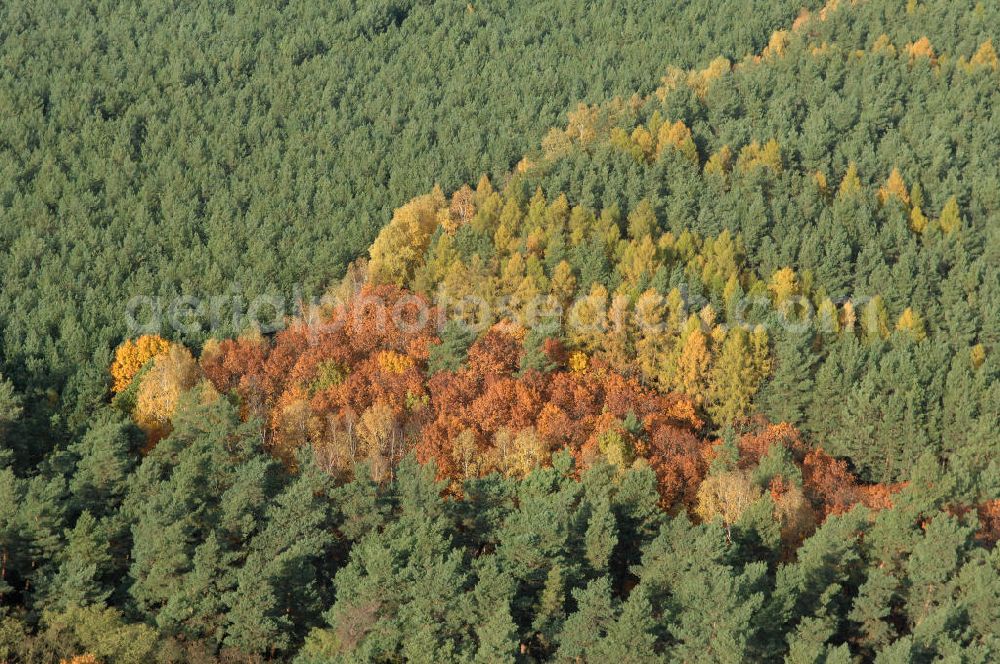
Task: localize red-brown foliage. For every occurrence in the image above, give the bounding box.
[197,285,895,521]
[202,285,437,456]
[414,333,709,506]
[976,499,1000,547]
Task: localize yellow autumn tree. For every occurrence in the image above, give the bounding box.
[627,199,657,239]
[695,471,762,531]
[878,167,910,206]
[547,193,571,231]
[700,230,741,293]
[837,162,862,198]
[133,344,200,446]
[938,195,962,234]
[707,328,761,424]
[565,103,603,147]
[414,232,460,292]
[474,173,494,200]
[704,145,733,177]
[791,8,812,32]
[840,299,858,333]
[871,34,896,56]
[619,236,658,290]
[357,401,398,482]
[860,295,890,342]
[549,260,578,307]
[687,56,731,98]
[816,298,841,335]
[772,483,817,549]
[526,254,547,290]
[271,388,315,465]
[376,351,414,374]
[488,427,549,478]
[368,188,446,286]
[895,307,927,341]
[759,29,791,59]
[969,39,999,70]
[656,120,698,162]
[768,267,800,306]
[568,351,589,374]
[568,205,593,246]
[443,184,476,233]
[633,289,665,335]
[910,206,929,233]
[567,282,609,353]
[451,428,481,482]
[819,0,846,21]
[541,126,574,161]
[971,344,987,369]
[110,334,170,393]
[493,198,522,255]
[906,36,936,64]
[811,42,831,57]
[595,207,622,255]
[499,252,526,295]
[511,274,542,324]
[629,124,655,161]
[634,290,670,387]
[601,292,633,370]
[674,320,712,403]
[597,426,635,470]
[701,305,719,334]
[757,138,783,172]
[750,324,771,378]
[813,171,829,196]
[736,139,782,173]
[665,287,688,335]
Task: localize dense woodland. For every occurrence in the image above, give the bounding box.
[0,0,809,442]
[1,0,999,662]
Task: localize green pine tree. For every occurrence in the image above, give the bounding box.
[758,326,816,427]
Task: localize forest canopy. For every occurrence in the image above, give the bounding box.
[0,0,812,440]
[1,0,999,662]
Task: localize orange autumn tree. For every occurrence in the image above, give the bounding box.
[126,281,899,526]
[736,419,899,518]
[110,334,170,393]
[201,284,436,469]
[414,325,707,503]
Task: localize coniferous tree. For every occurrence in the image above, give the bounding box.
[758,326,816,427]
[427,320,475,375]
